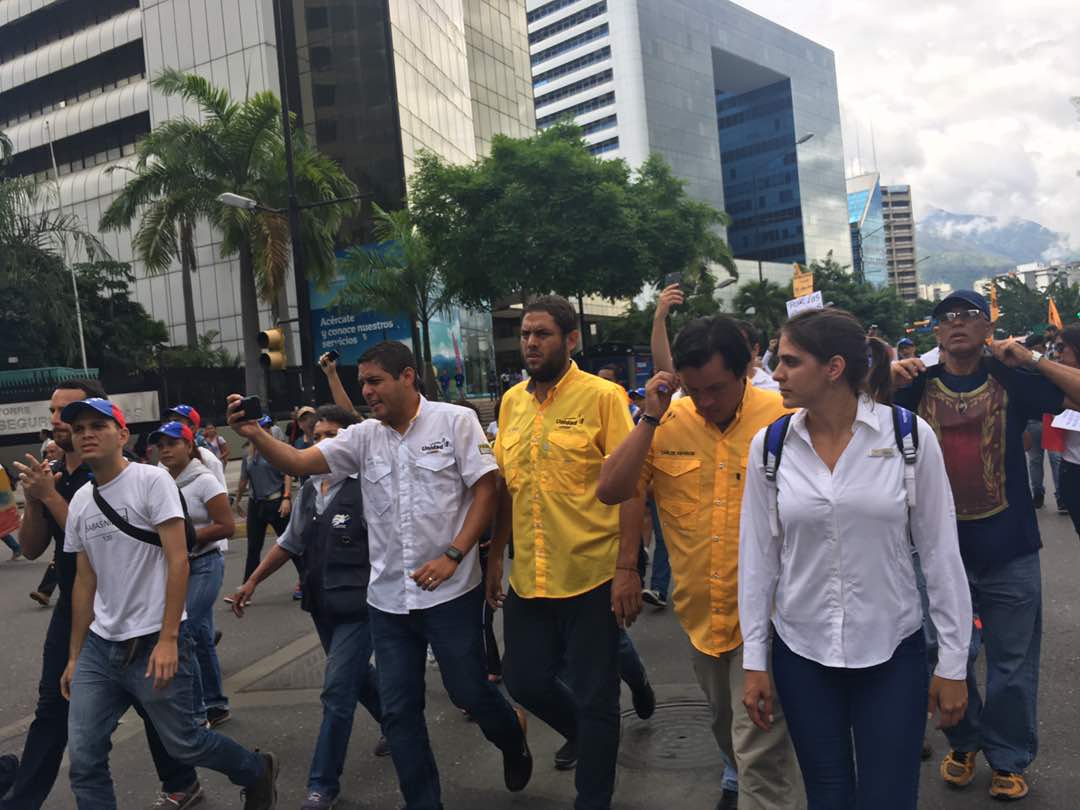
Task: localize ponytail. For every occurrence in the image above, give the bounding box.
[866,337,893,405]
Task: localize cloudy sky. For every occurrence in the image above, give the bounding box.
[739,0,1080,248]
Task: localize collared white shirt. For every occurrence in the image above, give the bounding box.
[750,366,780,391]
[739,397,972,679]
[318,397,498,614]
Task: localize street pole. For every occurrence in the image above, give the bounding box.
[271,0,316,404]
[44,117,89,372]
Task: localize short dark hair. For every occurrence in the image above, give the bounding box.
[524,295,578,337]
[671,316,751,377]
[358,341,416,379]
[733,320,762,355]
[314,404,357,428]
[55,379,107,399]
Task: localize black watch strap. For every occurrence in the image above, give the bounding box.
[640,413,661,427]
[444,546,464,563]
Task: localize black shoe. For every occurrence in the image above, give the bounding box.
[206,707,231,729]
[242,751,278,810]
[716,788,738,810]
[631,677,656,720]
[641,589,667,608]
[554,739,577,771]
[373,735,391,757]
[503,707,533,792]
[1033,491,1045,509]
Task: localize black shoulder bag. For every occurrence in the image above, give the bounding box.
[92,485,198,553]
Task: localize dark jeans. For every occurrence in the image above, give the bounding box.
[308,616,383,796]
[773,630,928,810]
[646,500,671,597]
[503,581,620,810]
[369,586,524,810]
[1059,460,1080,539]
[244,497,303,582]
[1,605,71,809]
[478,548,502,677]
[36,562,58,598]
[68,628,264,810]
[944,551,1041,773]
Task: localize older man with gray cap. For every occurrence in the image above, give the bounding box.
[890,289,1080,800]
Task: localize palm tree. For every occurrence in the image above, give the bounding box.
[338,204,448,398]
[0,130,12,166]
[733,279,790,335]
[107,69,358,395]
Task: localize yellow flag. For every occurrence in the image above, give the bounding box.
[989,285,999,322]
[1048,297,1064,330]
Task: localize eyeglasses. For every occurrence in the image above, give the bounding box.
[939,309,985,323]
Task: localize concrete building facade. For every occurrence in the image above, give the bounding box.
[882,184,918,302]
[525,0,853,268]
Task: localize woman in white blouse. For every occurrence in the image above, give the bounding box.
[738,308,973,809]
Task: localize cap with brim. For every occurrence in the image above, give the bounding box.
[168,404,201,429]
[932,290,990,320]
[296,406,317,418]
[897,338,915,347]
[60,398,127,430]
[631,387,646,399]
[258,415,273,428]
[149,421,194,444]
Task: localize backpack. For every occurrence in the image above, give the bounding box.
[761,404,919,539]
[92,485,198,553]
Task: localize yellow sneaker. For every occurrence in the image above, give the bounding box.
[941,750,977,788]
[989,771,1029,801]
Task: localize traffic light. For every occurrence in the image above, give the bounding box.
[258,328,287,370]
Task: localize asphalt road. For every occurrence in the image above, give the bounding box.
[1,498,1078,808]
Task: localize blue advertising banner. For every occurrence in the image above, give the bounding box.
[309,269,413,365]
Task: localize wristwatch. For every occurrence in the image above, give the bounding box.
[1027,350,1044,371]
[640,413,661,427]
[444,546,464,564]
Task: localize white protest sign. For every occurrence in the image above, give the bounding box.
[785,290,824,318]
[1051,409,1080,433]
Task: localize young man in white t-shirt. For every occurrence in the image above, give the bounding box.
[60,398,278,810]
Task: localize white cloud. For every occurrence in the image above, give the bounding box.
[735,0,1080,248]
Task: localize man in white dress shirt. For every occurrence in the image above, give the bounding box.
[226,341,532,810]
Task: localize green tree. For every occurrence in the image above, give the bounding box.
[1044,277,1080,328]
[986,275,1044,336]
[337,204,448,397]
[0,130,11,166]
[805,252,908,341]
[74,261,169,373]
[159,330,240,368]
[598,271,724,346]
[108,69,358,395]
[732,280,791,337]
[409,123,734,309]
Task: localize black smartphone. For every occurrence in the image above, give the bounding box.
[325,350,340,363]
[238,395,263,421]
[663,271,683,288]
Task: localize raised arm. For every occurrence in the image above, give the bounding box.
[650,284,683,374]
[598,372,676,504]
[226,395,331,478]
[13,455,66,559]
[319,353,361,416]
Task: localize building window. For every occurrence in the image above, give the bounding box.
[315,119,338,143]
[305,6,329,29]
[310,47,332,72]
[536,91,615,128]
[529,2,606,45]
[534,69,613,108]
[531,23,608,65]
[527,0,585,24]
[313,84,336,107]
[580,114,617,136]
[533,46,611,88]
[587,136,619,155]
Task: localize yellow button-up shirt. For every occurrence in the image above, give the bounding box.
[495,362,635,599]
[639,383,790,656]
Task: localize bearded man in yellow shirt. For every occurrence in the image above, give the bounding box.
[486,296,643,810]
[598,315,802,810]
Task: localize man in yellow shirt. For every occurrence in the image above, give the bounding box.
[486,296,642,810]
[598,315,801,810]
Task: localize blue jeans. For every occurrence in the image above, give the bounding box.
[2,534,18,555]
[68,628,265,810]
[308,616,383,796]
[646,501,670,597]
[1,604,71,809]
[369,586,524,810]
[186,552,227,711]
[773,630,928,810]
[1026,419,1061,502]
[945,551,1041,773]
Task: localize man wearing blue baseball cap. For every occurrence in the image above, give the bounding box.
[58,398,278,809]
[896,337,917,360]
[890,289,1080,799]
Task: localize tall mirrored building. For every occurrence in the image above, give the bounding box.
[847,172,887,287]
[525,0,853,268]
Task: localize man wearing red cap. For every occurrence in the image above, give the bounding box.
[60,398,278,809]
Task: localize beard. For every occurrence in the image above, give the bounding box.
[526,346,570,383]
[53,427,74,453]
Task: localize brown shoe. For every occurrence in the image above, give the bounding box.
[941,750,977,788]
[29,591,51,607]
[989,771,1029,801]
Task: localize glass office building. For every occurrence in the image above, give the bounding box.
[847,172,888,286]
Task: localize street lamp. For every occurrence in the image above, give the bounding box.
[217,192,258,211]
[44,105,90,372]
